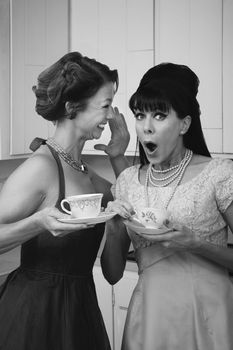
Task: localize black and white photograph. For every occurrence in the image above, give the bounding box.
[0,1,233,349]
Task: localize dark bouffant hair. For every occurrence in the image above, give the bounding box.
[129,62,211,164]
[32,52,118,121]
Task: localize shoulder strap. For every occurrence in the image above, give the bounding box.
[29,137,65,209]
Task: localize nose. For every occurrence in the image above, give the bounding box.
[143,116,154,134]
[106,112,112,120]
[106,107,113,120]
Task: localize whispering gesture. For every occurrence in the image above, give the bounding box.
[94,106,130,158]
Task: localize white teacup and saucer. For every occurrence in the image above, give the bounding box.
[58,193,115,225]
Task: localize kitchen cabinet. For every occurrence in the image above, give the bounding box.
[71,0,233,156]
[7,0,233,158]
[153,0,233,155]
[113,270,138,350]
[93,265,114,348]
[9,0,69,157]
[93,263,138,350]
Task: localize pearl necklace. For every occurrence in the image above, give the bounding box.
[144,149,193,209]
[148,149,192,187]
[46,138,88,173]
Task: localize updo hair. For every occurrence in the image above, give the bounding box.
[129,62,211,164]
[32,52,119,121]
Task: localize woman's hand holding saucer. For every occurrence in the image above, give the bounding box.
[36,207,92,237]
[140,220,202,251]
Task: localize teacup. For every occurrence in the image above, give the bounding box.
[61,193,103,218]
[137,207,169,228]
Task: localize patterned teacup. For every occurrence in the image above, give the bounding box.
[61,193,103,218]
[137,207,169,229]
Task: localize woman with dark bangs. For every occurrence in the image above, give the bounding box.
[101,63,233,350]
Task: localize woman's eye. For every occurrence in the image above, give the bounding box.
[134,113,145,120]
[154,113,167,121]
[102,105,110,109]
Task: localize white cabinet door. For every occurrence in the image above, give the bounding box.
[93,265,114,348]
[113,270,138,350]
[10,0,68,156]
[223,0,233,154]
[154,0,223,153]
[0,0,11,159]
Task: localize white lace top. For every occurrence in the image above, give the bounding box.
[113,158,233,250]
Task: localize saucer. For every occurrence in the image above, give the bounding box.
[124,219,172,236]
[58,212,116,225]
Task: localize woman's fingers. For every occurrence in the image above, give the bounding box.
[50,223,89,237]
[106,199,134,219]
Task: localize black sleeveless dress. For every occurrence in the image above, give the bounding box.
[0,142,111,350]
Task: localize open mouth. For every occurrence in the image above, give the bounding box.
[144,142,158,153]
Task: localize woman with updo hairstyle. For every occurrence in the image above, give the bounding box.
[102,63,233,349]
[0,51,129,349]
[33,52,119,122]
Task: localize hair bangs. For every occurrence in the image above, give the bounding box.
[129,87,171,114]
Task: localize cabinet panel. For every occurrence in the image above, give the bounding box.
[25,0,46,65]
[10,0,69,155]
[154,0,190,64]
[223,0,233,153]
[99,0,126,95]
[10,0,26,154]
[24,66,49,151]
[189,0,222,130]
[126,50,154,154]
[0,0,10,159]
[127,0,154,51]
[93,265,113,348]
[155,0,223,151]
[70,0,99,58]
[203,129,222,153]
[113,271,138,350]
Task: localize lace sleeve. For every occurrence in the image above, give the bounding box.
[213,159,233,213]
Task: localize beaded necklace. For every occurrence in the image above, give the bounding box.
[46,138,88,173]
[144,149,193,209]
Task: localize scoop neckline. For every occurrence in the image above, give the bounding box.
[136,157,216,189]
